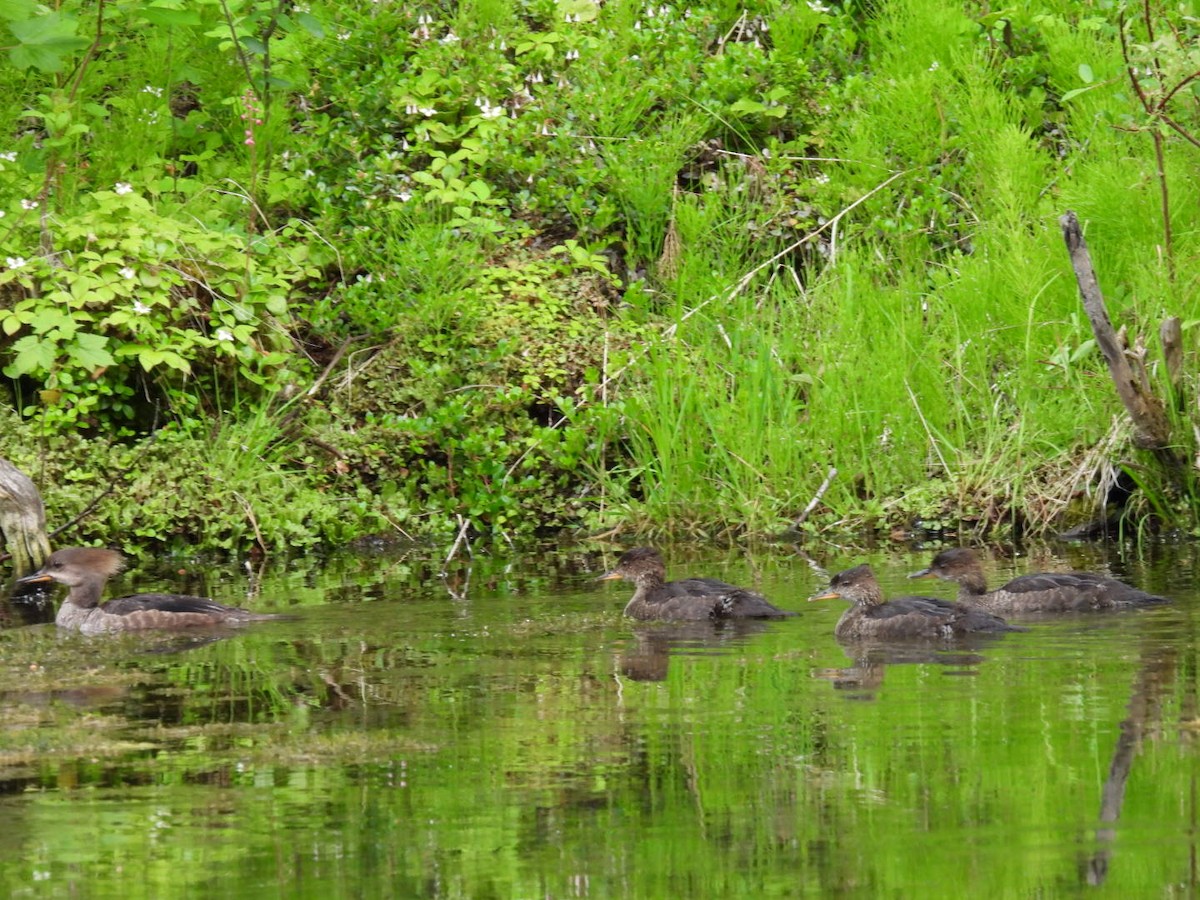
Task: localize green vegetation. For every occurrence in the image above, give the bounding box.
[2,0,1200,552]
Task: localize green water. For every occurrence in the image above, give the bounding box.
[0,543,1196,898]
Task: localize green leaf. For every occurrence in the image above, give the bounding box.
[7,12,89,72]
[0,0,36,23]
[3,334,56,377]
[295,12,324,37]
[67,331,115,370]
[138,6,202,27]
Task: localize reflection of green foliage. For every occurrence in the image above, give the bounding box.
[0,551,1189,897]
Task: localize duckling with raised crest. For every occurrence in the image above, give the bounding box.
[17,547,289,634]
[598,547,795,621]
[811,563,1023,641]
[908,548,1169,614]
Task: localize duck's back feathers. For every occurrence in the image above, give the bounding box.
[602,549,795,621]
[626,582,795,621]
[839,595,1021,641]
[910,547,1169,613]
[986,572,1168,612]
[102,592,286,621]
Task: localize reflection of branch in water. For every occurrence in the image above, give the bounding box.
[1083,646,1176,886]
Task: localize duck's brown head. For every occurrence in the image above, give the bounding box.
[18,547,125,588]
[909,548,985,587]
[598,547,667,584]
[809,564,885,607]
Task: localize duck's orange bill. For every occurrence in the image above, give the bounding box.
[16,572,53,585]
[808,590,841,602]
[597,570,623,581]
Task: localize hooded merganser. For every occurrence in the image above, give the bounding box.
[810,563,1023,641]
[597,547,796,621]
[17,547,289,634]
[908,548,1169,613]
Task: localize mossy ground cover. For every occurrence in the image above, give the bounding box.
[1,0,1199,553]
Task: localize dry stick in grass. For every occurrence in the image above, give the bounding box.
[500,168,914,484]
[1059,211,1180,470]
[905,381,950,476]
[794,467,837,529]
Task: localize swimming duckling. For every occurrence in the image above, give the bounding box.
[811,563,1022,641]
[598,547,795,621]
[908,548,1168,614]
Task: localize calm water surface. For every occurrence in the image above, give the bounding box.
[0,542,1197,898]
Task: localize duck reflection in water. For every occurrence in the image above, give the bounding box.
[597,547,795,621]
[618,619,774,682]
[909,547,1169,614]
[814,644,989,700]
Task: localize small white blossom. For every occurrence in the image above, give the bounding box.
[142,85,164,97]
[6,256,26,269]
[114,182,133,195]
[439,31,459,44]
[0,152,15,162]
[20,199,37,210]
[215,328,234,342]
[929,60,940,71]
[120,266,137,279]
[133,300,151,314]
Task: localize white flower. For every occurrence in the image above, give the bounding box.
[114,182,133,195]
[439,30,459,44]
[20,199,37,210]
[6,256,26,269]
[120,266,137,279]
[0,152,15,162]
[142,85,164,97]
[133,300,151,314]
[215,328,234,342]
[478,101,504,119]
[929,60,940,71]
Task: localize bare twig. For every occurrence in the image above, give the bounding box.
[441,514,472,575]
[795,467,837,528]
[233,492,268,556]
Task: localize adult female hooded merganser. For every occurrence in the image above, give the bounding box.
[810,563,1022,641]
[908,548,1169,614]
[597,547,795,621]
[17,547,288,634]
